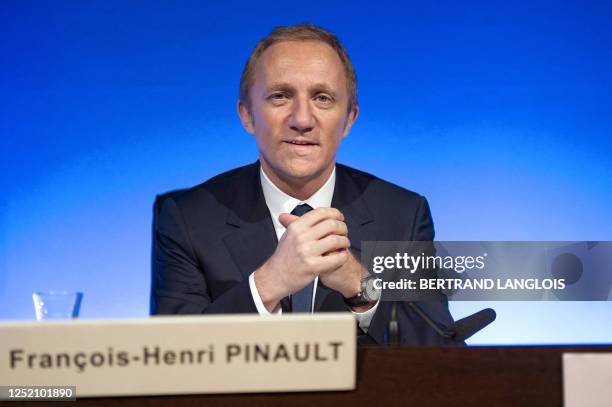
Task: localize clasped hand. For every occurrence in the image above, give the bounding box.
[254,207,362,312]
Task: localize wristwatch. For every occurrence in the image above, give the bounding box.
[344,275,381,308]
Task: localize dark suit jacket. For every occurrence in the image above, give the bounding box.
[152,162,462,346]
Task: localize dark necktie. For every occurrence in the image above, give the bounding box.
[290,203,314,313]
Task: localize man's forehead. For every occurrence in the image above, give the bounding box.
[254,40,346,84]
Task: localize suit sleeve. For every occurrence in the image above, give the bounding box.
[411,194,435,241]
[361,195,466,346]
[152,197,258,315]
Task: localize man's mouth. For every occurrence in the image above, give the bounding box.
[283,139,319,156]
[284,140,318,145]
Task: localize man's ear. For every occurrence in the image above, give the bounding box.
[237,101,255,135]
[341,104,359,139]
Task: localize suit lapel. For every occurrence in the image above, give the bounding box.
[223,163,278,278]
[314,164,376,312]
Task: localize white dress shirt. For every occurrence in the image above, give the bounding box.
[248,166,380,332]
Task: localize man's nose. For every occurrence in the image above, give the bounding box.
[288,98,315,133]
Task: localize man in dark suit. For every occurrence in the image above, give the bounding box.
[152,24,460,346]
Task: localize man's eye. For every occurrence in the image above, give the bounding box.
[315,94,332,104]
[269,93,287,100]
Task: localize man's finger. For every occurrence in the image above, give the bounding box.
[279,213,299,228]
[315,249,349,272]
[294,207,345,227]
[307,218,348,240]
[311,234,351,256]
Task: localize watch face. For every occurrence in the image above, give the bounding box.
[363,277,381,302]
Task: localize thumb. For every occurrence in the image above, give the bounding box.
[279,213,299,228]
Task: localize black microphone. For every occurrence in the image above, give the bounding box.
[400,302,496,342]
[452,308,497,341]
[406,301,456,339]
[388,302,399,346]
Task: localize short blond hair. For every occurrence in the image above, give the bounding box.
[239,23,358,112]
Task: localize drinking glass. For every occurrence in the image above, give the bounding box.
[32,291,83,320]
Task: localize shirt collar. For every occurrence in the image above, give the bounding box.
[260,166,336,227]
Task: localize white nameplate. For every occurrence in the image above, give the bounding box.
[0,314,356,397]
[563,353,612,407]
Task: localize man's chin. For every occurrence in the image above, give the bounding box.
[285,163,331,180]
[273,162,332,185]
[260,155,333,184]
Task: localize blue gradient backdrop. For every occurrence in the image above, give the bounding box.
[1,1,611,344]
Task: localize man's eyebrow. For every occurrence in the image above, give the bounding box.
[266,82,295,92]
[310,83,338,98]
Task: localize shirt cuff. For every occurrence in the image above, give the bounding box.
[350,298,380,333]
[249,272,282,315]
